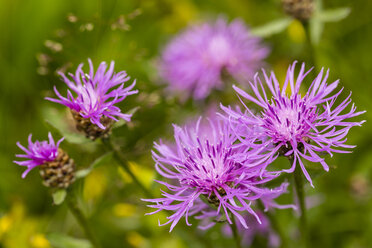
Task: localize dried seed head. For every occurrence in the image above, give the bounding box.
[39,148,75,188]
[71,110,114,140]
[281,0,314,21]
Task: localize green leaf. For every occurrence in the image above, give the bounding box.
[45,120,88,144]
[251,17,293,37]
[309,1,350,44]
[112,106,140,129]
[310,18,324,45]
[310,0,324,44]
[316,7,351,23]
[52,189,67,205]
[75,152,113,179]
[47,233,93,248]
[42,106,88,144]
[74,168,92,179]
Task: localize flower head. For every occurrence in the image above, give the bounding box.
[14,133,64,178]
[160,17,269,100]
[143,117,292,231]
[222,62,365,186]
[46,59,138,130]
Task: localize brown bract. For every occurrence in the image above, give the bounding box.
[281,0,314,21]
[207,182,235,208]
[39,148,75,188]
[277,136,311,160]
[71,110,114,140]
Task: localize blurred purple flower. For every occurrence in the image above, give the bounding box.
[46,59,138,129]
[14,133,64,178]
[143,117,292,232]
[222,61,365,186]
[160,17,269,100]
[222,212,280,247]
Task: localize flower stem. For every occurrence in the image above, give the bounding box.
[292,160,308,247]
[230,215,242,248]
[302,20,318,78]
[102,137,153,199]
[66,194,101,248]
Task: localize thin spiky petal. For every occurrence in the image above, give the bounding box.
[144,116,292,231]
[222,61,365,185]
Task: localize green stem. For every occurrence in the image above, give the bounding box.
[257,200,288,248]
[230,215,242,248]
[102,137,153,199]
[66,195,101,248]
[292,159,308,247]
[302,20,318,78]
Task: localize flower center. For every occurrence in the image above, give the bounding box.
[179,141,235,190]
[262,96,316,143]
[79,83,101,113]
[34,141,58,163]
[206,35,232,66]
[206,181,234,207]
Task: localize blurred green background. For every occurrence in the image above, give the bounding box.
[0,0,371,247]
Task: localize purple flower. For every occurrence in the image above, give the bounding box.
[46,59,138,129]
[14,133,64,178]
[160,17,269,100]
[143,117,292,231]
[222,61,365,186]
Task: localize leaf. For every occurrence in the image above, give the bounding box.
[112,106,140,129]
[45,120,88,144]
[310,18,324,45]
[310,0,324,44]
[75,152,113,179]
[251,17,293,37]
[75,168,91,179]
[52,189,67,205]
[316,7,351,23]
[47,233,93,248]
[309,1,350,44]
[42,106,88,144]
